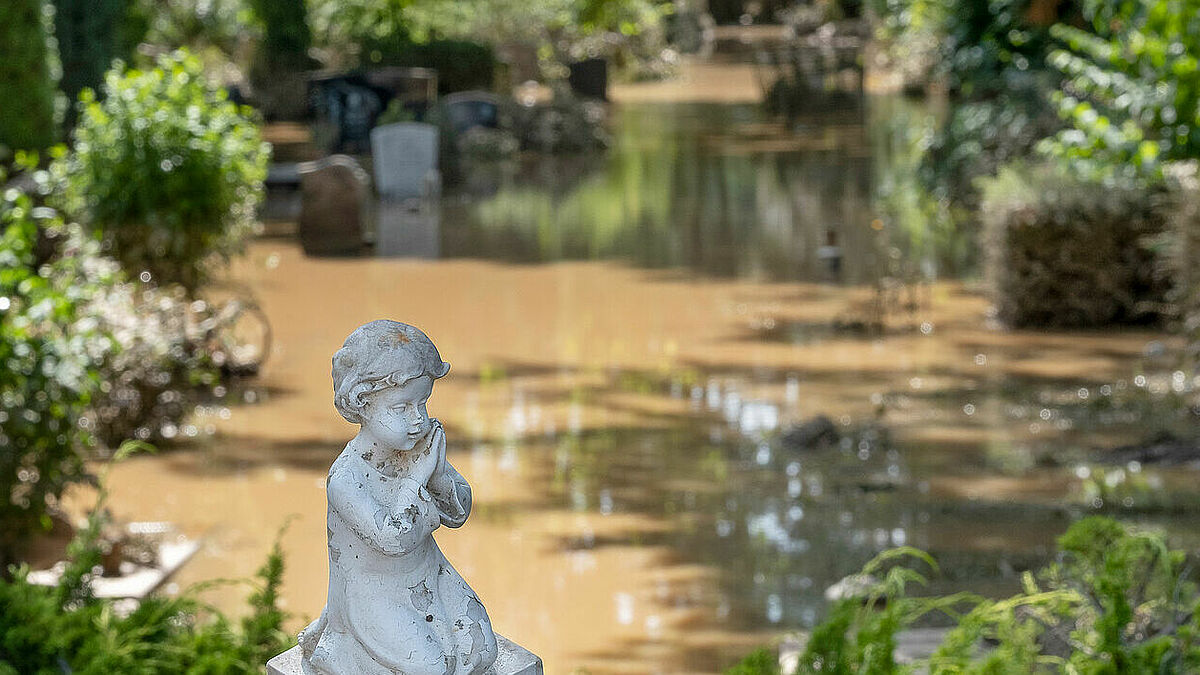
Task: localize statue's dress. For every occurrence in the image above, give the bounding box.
[299,443,498,674]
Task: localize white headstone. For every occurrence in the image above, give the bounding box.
[370,122,439,201]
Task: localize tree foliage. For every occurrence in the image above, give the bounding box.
[1040,0,1200,183]
[0,0,58,155]
[51,0,135,123]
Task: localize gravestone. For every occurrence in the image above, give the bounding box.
[567,58,608,101]
[297,155,370,256]
[370,122,440,202]
[441,91,502,135]
[309,74,385,154]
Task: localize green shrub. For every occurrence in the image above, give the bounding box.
[0,185,113,568]
[0,489,293,673]
[980,164,1169,328]
[0,0,58,155]
[61,50,269,293]
[51,0,134,124]
[1040,0,1200,184]
[727,517,1200,674]
[249,0,311,70]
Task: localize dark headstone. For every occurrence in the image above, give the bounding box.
[308,75,384,154]
[297,155,370,256]
[441,91,502,135]
[567,58,608,101]
[308,69,437,155]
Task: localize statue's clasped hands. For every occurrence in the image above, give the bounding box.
[405,420,447,488]
[387,422,448,532]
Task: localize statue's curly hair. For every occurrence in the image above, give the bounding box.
[332,320,450,424]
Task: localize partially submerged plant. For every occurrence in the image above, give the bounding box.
[727,517,1200,674]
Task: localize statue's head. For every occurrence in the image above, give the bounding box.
[332,320,450,428]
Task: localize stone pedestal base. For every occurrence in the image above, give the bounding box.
[266,634,543,675]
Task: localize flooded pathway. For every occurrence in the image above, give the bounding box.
[95,63,1195,673]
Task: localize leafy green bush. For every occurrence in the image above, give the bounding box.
[84,282,220,449]
[1,173,234,567]
[0,488,293,673]
[0,0,58,155]
[61,50,269,293]
[980,164,1169,328]
[1040,0,1200,184]
[0,185,112,568]
[726,517,1200,674]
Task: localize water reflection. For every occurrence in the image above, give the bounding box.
[375,200,440,258]
[399,101,906,284]
[510,367,1199,636]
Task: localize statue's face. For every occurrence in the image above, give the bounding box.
[361,375,435,451]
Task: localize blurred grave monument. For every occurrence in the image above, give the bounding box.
[370,122,440,202]
[441,91,502,135]
[297,155,370,255]
[309,68,438,154]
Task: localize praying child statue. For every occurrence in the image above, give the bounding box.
[298,320,499,674]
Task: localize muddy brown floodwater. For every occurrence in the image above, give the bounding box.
[87,63,1197,674]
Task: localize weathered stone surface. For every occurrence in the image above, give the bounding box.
[297,155,369,256]
[281,321,535,674]
[370,122,439,201]
[268,635,542,675]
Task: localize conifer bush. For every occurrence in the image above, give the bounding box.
[0,0,58,155]
[51,0,134,123]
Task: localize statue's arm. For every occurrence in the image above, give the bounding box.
[327,466,432,555]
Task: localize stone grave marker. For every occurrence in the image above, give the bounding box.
[441,91,502,135]
[370,122,440,202]
[297,155,370,256]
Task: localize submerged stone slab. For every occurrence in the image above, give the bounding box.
[266,634,542,675]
